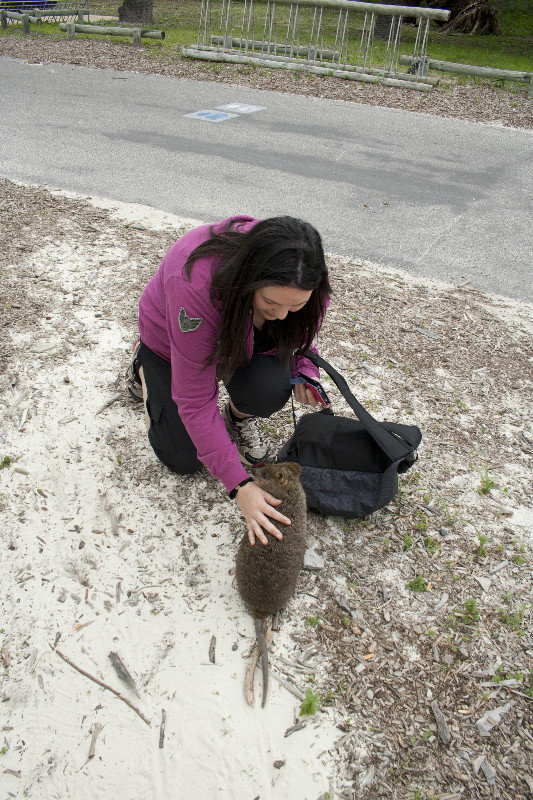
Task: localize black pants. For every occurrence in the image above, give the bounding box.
[136,342,292,475]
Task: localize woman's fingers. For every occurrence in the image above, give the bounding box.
[247,510,287,546]
[292,383,320,408]
[251,514,283,544]
[261,492,290,525]
[248,522,268,546]
[262,492,282,506]
[305,387,320,407]
[237,483,291,546]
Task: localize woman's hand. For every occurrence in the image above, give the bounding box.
[235,481,291,546]
[292,382,330,409]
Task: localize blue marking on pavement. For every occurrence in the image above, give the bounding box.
[184,110,240,122]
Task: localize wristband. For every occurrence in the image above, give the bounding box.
[228,477,254,500]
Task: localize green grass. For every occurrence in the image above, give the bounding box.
[408,575,428,592]
[425,0,533,74]
[3,0,532,83]
[456,598,480,624]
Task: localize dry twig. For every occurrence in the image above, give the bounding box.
[109,651,140,698]
[208,636,216,664]
[88,723,103,759]
[53,646,150,725]
[159,708,166,749]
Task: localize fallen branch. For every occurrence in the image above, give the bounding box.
[108,651,140,698]
[88,723,103,759]
[209,636,216,664]
[159,708,166,748]
[284,719,307,737]
[53,646,151,725]
[431,700,452,745]
[318,729,358,758]
[95,393,122,415]
[269,668,306,702]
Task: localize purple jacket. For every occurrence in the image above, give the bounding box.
[138,215,326,493]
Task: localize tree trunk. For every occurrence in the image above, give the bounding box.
[372,4,399,40]
[117,0,154,24]
[372,0,422,40]
[430,0,500,35]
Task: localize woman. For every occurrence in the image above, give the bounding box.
[127,215,330,546]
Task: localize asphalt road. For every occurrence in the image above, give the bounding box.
[2,56,532,301]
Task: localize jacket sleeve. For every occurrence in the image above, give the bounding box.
[165,276,250,493]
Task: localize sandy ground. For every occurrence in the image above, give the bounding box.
[1,179,532,800]
[0,186,343,800]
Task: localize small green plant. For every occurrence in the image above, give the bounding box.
[383,537,391,551]
[403,534,413,551]
[396,480,407,505]
[513,555,526,565]
[478,465,496,495]
[477,534,488,557]
[457,598,480,624]
[0,456,11,469]
[500,605,526,633]
[306,615,319,628]
[342,616,350,628]
[494,666,509,683]
[408,576,428,592]
[424,536,440,555]
[437,496,463,527]
[528,670,533,698]
[0,746,7,755]
[300,688,320,716]
[414,513,428,532]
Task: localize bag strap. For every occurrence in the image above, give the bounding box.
[303,351,418,462]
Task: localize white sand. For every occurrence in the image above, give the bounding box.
[2,184,532,800]
[1,192,341,800]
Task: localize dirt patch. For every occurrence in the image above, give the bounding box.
[1,178,532,799]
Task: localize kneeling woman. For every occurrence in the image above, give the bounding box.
[128,215,330,546]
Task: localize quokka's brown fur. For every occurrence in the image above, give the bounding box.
[236,462,307,706]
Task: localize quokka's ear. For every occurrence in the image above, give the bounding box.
[286,462,302,478]
[275,468,286,486]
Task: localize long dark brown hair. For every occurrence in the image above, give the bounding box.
[183,216,330,382]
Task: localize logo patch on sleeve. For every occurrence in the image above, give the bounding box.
[179,307,203,333]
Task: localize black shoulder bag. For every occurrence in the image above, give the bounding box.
[278,352,422,518]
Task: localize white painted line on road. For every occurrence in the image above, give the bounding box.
[214,103,267,114]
